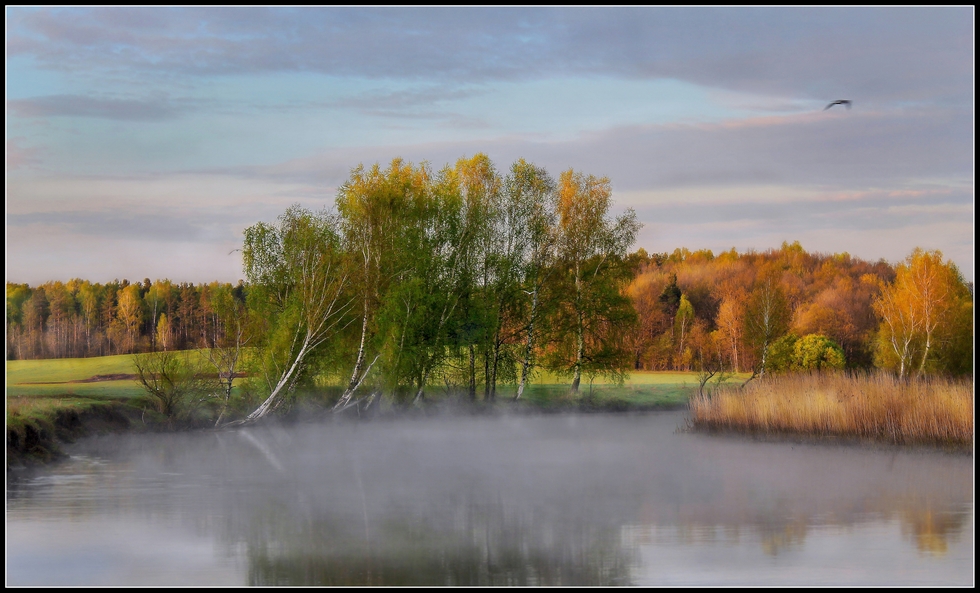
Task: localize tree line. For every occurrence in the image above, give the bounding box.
[6,278,246,361]
[6,155,973,423]
[626,242,972,380]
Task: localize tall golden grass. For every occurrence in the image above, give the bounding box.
[689,372,973,448]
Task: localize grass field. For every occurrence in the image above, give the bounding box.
[6,354,147,398]
[7,353,744,408]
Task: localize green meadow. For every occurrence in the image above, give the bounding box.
[6,354,147,399]
[7,352,749,415]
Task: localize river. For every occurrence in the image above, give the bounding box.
[6,410,974,586]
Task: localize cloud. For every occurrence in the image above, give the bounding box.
[7,7,972,105]
[8,94,188,121]
[328,86,487,113]
[219,106,972,195]
[5,223,246,285]
[640,218,974,275]
[628,188,974,233]
[6,210,235,243]
[6,138,44,169]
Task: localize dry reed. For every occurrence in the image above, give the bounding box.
[689,372,973,448]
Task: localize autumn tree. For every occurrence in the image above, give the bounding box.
[624,269,668,371]
[548,169,640,391]
[744,268,791,377]
[110,283,144,354]
[715,292,746,372]
[873,249,971,378]
[6,283,33,360]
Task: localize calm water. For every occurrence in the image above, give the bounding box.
[6,411,974,586]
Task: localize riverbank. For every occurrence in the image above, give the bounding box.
[688,372,974,452]
[6,395,154,469]
[10,354,737,469]
[6,382,697,470]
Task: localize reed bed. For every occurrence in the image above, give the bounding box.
[689,372,973,448]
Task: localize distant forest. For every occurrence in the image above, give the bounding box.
[6,242,972,376]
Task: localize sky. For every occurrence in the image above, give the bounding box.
[5,7,974,285]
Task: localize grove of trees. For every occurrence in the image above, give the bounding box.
[625,242,972,379]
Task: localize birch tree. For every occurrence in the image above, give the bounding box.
[235,206,353,424]
[405,162,483,404]
[873,248,967,378]
[549,169,640,392]
[674,294,695,367]
[744,269,790,378]
[505,161,558,401]
[716,293,746,372]
[454,154,503,400]
[333,159,428,410]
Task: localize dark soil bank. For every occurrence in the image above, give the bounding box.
[6,403,140,470]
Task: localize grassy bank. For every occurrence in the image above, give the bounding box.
[8,354,747,415]
[6,394,147,467]
[6,355,158,467]
[689,372,973,449]
[6,353,749,466]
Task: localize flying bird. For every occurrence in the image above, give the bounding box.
[824,100,852,111]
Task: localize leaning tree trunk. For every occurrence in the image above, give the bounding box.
[233,330,312,425]
[335,300,371,410]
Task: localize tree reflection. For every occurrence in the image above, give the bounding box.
[900,507,970,555]
[240,499,634,586]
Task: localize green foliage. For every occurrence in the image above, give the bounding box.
[674,294,694,339]
[658,274,681,315]
[132,350,215,423]
[765,333,846,373]
[240,205,354,420]
[933,298,974,376]
[794,334,846,370]
[6,282,32,327]
[765,333,799,373]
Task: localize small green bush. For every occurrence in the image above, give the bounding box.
[766,334,846,373]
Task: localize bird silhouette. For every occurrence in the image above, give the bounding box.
[824,100,852,111]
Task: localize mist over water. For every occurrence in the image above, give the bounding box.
[6,411,974,586]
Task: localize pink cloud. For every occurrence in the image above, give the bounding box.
[6,138,43,170]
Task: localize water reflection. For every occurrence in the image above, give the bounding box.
[6,412,973,586]
[901,507,970,555]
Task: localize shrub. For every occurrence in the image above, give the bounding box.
[766,334,845,373]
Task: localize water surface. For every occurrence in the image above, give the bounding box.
[6,411,974,586]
